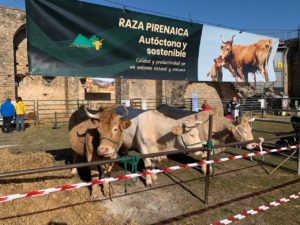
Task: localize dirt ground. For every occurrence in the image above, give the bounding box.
[0,115,299,225]
[0,150,135,225]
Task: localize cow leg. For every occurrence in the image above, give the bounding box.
[71,154,82,176]
[236,66,245,81]
[150,161,158,182]
[258,64,265,80]
[263,65,269,82]
[143,157,153,187]
[224,63,238,82]
[100,163,114,197]
[201,164,213,176]
[90,166,101,199]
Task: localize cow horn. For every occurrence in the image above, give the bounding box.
[249,117,255,122]
[84,106,99,120]
[122,104,128,117]
[221,35,226,44]
[231,34,235,42]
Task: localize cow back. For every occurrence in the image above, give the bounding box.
[156,104,195,119]
[113,106,146,120]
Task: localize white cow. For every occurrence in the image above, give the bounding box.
[122,110,204,186]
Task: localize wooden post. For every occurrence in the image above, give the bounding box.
[204,114,213,204]
[53,111,58,129]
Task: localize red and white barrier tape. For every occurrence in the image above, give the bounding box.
[210,191,300,225]
[0,144,299,203]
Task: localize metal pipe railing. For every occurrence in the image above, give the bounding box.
[0,133,296,179]
[255,119,297,125]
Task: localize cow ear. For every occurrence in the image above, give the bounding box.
[77,119,99,135]
[171,125,182,135]
[248,117,255,122]
[77,120,89,135]
[89,118,100,126]
[227,123,236,132]
[120,119,131,130]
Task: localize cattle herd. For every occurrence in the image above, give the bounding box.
[207,35,272,82]
[68,104,258,198]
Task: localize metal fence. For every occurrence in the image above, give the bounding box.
[2,96,300,126]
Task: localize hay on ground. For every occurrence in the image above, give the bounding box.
[0,149,135,225]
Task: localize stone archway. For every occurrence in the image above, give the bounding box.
[13,24,27,97]
[0,7,26,100]
[184,82,223,114]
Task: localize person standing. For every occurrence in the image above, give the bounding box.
[224,96,242,120]
[0,98,16,133]
[15,97,26,132]
[202,100,211,112]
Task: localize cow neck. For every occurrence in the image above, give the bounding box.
[158,117,183,149]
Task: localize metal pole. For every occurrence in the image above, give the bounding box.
[205,114,213,204]
[298,136,300,176]
[36,100,40,127]
[268,150,297,175]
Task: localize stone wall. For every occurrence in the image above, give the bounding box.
[0,6,25,100]
[0,6,85,103]
[184,82,224,113]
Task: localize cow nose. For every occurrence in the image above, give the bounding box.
[98,147,109,155]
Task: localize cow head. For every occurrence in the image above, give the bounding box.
[171,115,203,154]
[207,56,225,81]
[227,116,256,149]
[84,107,132,159]
[220,35,235,59]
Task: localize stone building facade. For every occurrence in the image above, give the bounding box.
[0,6,227,112]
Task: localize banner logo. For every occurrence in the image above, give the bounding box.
[69,34,104,51]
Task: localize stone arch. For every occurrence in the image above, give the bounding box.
[184,82,223,114]
[13,23,27,97]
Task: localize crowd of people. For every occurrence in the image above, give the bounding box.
[0,97,26,133]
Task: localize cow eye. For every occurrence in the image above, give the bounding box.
[113,128,118,132]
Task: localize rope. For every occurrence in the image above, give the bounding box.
[118,155,140,195]
[100,137,120,146]
[180,134,202,154]
[0,144,297,203]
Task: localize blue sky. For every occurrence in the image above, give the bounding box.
[1,0,299,39]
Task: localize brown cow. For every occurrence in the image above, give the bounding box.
[69,106,131,198]
[220,35,272,82]
[207,56,225,81]
[195,111,258,174]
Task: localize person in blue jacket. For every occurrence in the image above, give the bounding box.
[1,98,16,133]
